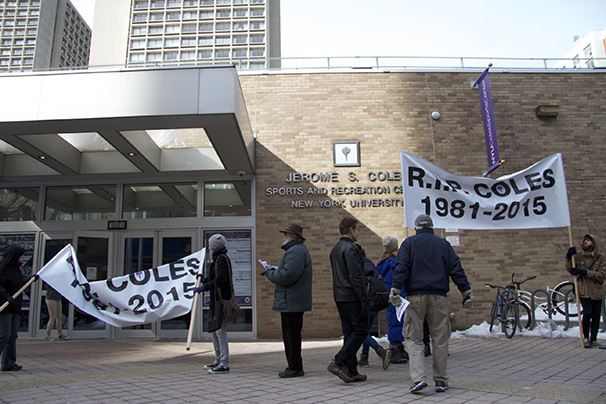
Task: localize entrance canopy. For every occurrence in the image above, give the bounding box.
[0,66,254,183]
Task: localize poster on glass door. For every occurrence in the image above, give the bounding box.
[204,230,252,307]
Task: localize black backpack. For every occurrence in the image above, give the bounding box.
[365,264,389,312]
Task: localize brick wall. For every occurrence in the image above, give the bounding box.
[240,71,606,338]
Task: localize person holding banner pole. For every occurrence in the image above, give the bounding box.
[565,234,606,349]
[0,245,26,372]
[194,234,233,374]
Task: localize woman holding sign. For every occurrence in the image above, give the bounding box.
[194,234,233,373]
[0,245,26,371]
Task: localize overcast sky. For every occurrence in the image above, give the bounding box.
[71,0,606,59]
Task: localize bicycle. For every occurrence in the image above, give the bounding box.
[514,279,581,329]
[485,278,519,339]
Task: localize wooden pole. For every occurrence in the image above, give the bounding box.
[0,275,38,314]
[185,275,203,351]
[568,226,586,349]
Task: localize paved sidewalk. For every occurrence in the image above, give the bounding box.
[0,335,605,404]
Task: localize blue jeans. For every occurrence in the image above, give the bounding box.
[334,301,367,375]
[361,311,380,354]
[0,313,19,370]
[386,303,404,343]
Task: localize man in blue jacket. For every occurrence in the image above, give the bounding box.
[390,215,473,394]
[261,223,313,378]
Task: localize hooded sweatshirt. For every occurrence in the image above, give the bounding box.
[565,234,606,300]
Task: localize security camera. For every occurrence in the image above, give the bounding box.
[237,170,245,177]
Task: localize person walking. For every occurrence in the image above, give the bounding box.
[44,284,70,341]
[0,245,26,372]
[376,236,408,364]
[327,217,370,383]
[357,244,391,370]
[194,234,233,374]
[390,215,473,393]
[260,223,313,378]
[565,234,606,348]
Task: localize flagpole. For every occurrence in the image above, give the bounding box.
[568,226,585,349]
[186,272,203,351]
[0,274,38,314]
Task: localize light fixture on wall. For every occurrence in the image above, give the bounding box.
[431,111,441,120]
[535,104,559,118]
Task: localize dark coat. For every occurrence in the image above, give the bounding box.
[329,237,369,306]
[203,247,233,314]
[392,228,470,296]
[0,246,26,314]
[265,239,313,312]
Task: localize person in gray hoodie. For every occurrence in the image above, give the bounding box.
[261,223,313,378]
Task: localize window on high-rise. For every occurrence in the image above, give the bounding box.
[233,35,246,44]
[233,22,247,30]
[131,40,145,49]
[134,1,149,9]
[167,12,180,20]
[216,22,229,31]
[199,36,212,45]
[183,0,197,6]
[199,50,211,58]
[216,10,230,18]
[163,51,177,60]
[250,21,264,30]
[250,34,263,43]
[149,25,163,34]
[201,0,214,5]
[233,49,246,57]
[250,8,264,16]
[148,38,162,48]
[183,11,197,19]
[233,9,247,17]
[199,23,212,32]
[181,24,195,32]
[215,49,229,58]
[150,13,164,21]
[200,11,213,19]
[181,37,195,46]
[167,0,181,7]
[133,13,147,22]
[251,48,263,57]
[181,50,195,59]
[165,38,179,47]
[216,36,229,45]
[130,53,145,62]
[147,52,161,61]
[132,27,147,35]
[151,0,165,8]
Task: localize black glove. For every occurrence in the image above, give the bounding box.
[569,267,587,276]
[6,295,14,303]
[259,270,268,277]
[566,247,577,260]
[196,274,207,283]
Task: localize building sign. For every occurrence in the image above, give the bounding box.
[266,170,404,209]
[333,141,360,167]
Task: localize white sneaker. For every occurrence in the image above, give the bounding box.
[57,334,70,341]
[208,365,230,374]
[45,336,56,342]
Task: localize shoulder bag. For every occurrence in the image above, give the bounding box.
[216,254,240,324]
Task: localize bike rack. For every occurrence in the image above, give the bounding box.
[562,289,578,330]
[529,288,551,330]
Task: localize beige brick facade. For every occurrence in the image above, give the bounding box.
[240,71,606,339]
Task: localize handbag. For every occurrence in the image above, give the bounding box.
[215,254,240,324]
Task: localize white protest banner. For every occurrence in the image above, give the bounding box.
[37,245,205,327]
[400,152,571,230]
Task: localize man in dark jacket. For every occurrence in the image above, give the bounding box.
[390,215,473,394]
[327,217,370,383]
[261,223,313,378]
[0,245,26,372]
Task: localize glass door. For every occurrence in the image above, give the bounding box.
[157,231,196,338]
[118,230,197,339]
[70,232,113,339]
[36,235,72,340]
[119,231,156,338]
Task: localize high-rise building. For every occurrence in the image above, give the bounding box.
[556,29,606,69]
[0,0,91,73]
[89,0,280,70]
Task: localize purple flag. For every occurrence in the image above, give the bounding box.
[474,68,501,175]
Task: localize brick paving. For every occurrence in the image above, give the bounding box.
[0,336,605,404]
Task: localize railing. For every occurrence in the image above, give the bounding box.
[1,55,605,75]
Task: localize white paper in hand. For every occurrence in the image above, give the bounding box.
[258,260,278,270]
[395,297,410,322]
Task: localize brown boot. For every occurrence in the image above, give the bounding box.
[376,347,391,370]
[358,353,369,367]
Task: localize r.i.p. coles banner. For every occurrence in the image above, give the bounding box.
[400,152,571,230]
[37,245,205,327]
